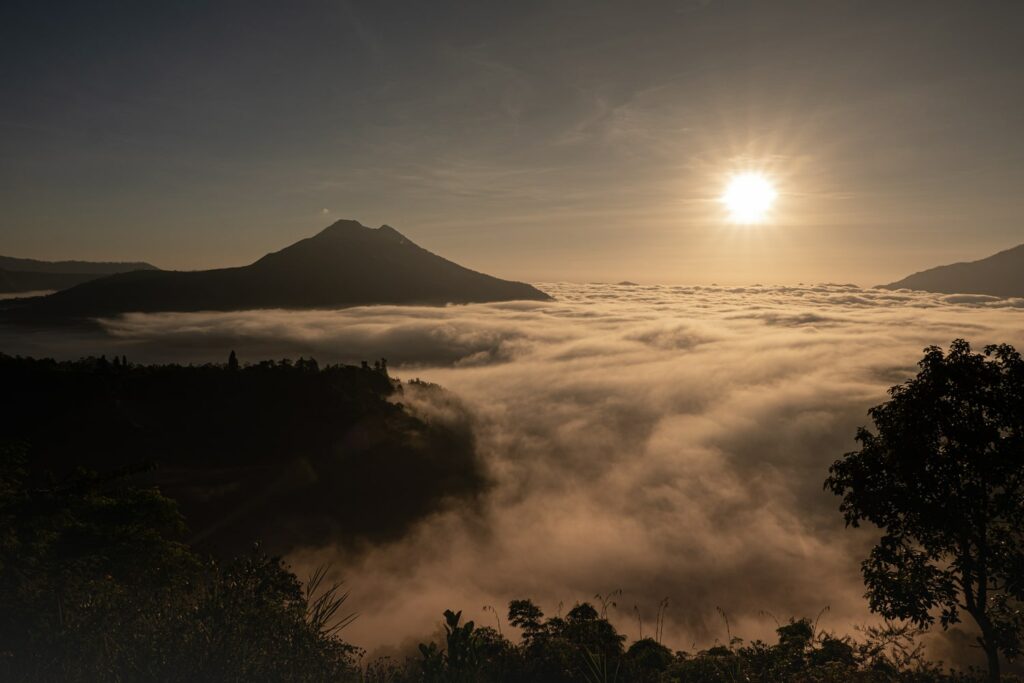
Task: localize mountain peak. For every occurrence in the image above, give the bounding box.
[3,220,551,318]
[315,219,370,236]
[376,224,409,244]
[312,220,408,244]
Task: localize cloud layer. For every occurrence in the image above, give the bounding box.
[6,283,1024,666]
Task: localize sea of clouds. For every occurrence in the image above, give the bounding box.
[6,282,1024,666]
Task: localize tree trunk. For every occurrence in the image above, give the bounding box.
[967,591,1000,683]
[982,637,1001,683]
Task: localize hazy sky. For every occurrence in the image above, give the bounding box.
[2,1,1023,284]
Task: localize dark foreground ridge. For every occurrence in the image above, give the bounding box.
[880,242,1024,298]
[0,220,551,320]
[0,352,487,555]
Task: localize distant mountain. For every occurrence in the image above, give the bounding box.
[2,220,550,319]
[0,254,158,275]
[881,243,1024,298]
[0,255,158,293]
[0,269,89,293]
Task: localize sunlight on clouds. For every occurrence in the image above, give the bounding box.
[66,283,1024,668]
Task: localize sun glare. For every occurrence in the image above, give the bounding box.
[721,172,777,223]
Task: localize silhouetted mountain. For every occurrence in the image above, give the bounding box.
[0,255,158,293]
[881,243,1024,297]
[0,268,117,293]
[2,220,550,318]
[0,254,158,275]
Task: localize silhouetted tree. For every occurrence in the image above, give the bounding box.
[826,340,1024,682]
[508,599,545,637]
[624,637,672,681]
[227,349,239,371]
[400,599,981,682]
[296,356,320,373]
[0,445,359,681]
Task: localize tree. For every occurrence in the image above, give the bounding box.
[508,599,545,636]
[825,339,1024,682]
[0,445,359,682]
[624,637,672,681]
[227,349,239,371]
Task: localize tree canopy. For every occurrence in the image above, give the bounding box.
[0,445,359,682]
[0,352,485,555]
[826,340,1024,682]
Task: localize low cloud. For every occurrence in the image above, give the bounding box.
[4,283,1023,668]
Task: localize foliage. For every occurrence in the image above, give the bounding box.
[375,603,1003,683]
[0,446,359,682]
[0,351,485,555]
[826,340,1024,681]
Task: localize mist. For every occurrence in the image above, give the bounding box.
[4,282,1024,667]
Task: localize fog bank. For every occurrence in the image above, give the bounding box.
[5,283,1024,667]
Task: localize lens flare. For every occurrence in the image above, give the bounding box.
[722,173,777,223]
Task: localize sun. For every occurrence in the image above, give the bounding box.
[721,172,777,223]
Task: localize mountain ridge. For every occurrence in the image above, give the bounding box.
[880,242,1024,298]
[0,220,551,320]
[0,254,158,275]
[0,255,159,293]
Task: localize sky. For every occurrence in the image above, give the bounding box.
[2,0,1023,284]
